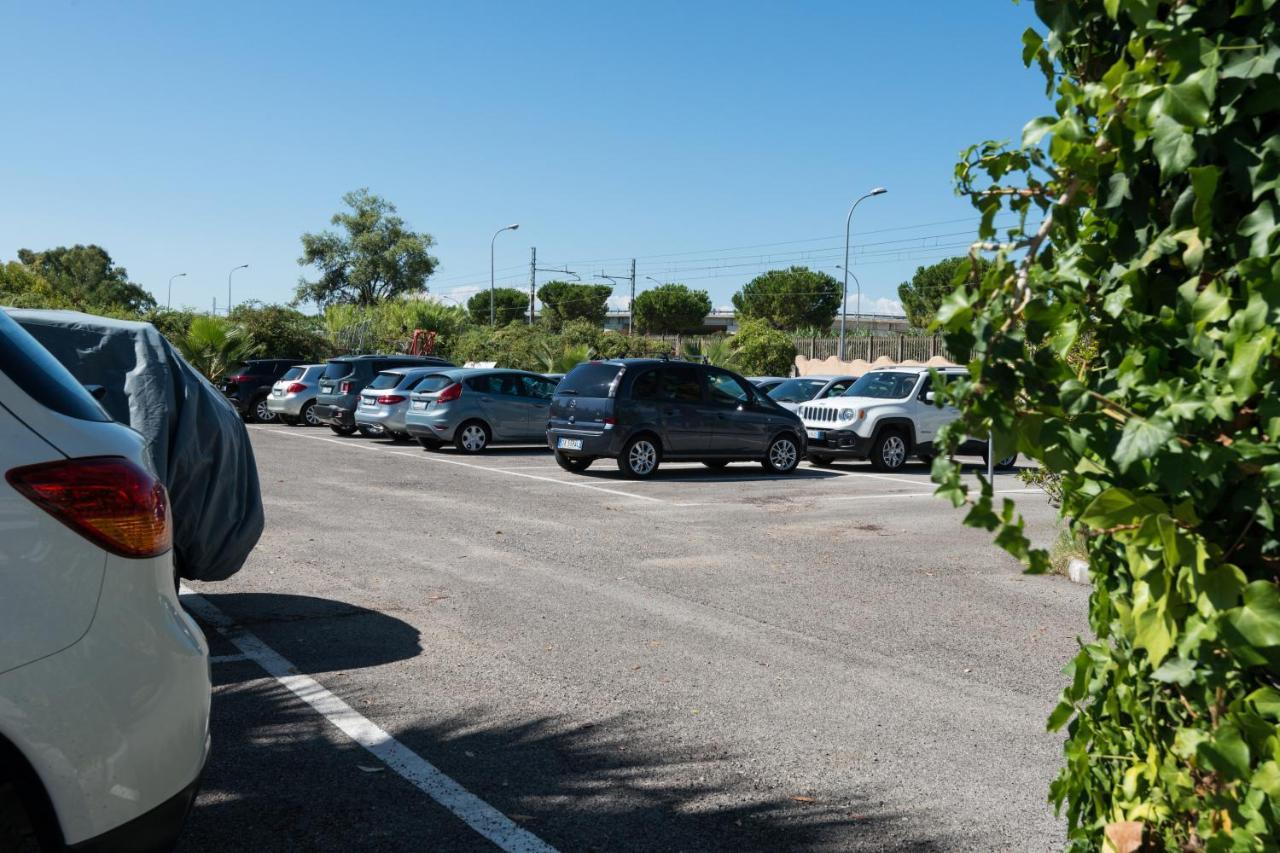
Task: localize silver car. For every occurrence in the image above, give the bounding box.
[767,375,856,412]
[404,368,559,453]
[748,376,788,395]
[265,363,326,426]
[353,367,450,440]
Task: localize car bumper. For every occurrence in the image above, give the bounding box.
[68,755,205,853]
[355,406,409,433]
[804,429,873,458]
[313,404,356,427]
[265,393,311,417]
[545,427,620,457]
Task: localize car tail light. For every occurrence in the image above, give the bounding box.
[286,382,307,393]
[436,382,463,403]
[339,381,352,394]
[376,394,406,404]
[603,416,617,426]
[6,456,172,558]
[227,374,250,384]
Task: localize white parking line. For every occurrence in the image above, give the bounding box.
[818,487,1043,502]
[180,588,559,853]
[250,426,665,504]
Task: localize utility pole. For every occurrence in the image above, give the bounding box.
[529,246,536,325]
[629,258,636,336]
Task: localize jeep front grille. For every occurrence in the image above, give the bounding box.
[801,405,837,424]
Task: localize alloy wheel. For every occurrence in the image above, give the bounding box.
[881,435,906,469]
[628,440,657,476]
[303,403,321,427]
[767,438,798,472]
[255,398,276,423]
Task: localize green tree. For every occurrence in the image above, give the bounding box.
[732,266,842,331]
[16,245,155,313]
[228,301,328,361]
[896,257,988,329]
[730,318,795,375]
[632,283,711,335]
[932,2,1280,848]
[536,281,612,330]
[296,189,438,307]
[467,287,528,325]
[174,315,261,382]
[0,261,72,309]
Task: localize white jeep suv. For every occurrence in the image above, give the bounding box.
[799,365,1004,471]
[0,311,210,852]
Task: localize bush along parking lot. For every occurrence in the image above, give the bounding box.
[933,1,1280,848]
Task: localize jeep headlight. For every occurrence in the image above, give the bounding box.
[838,408,856,422]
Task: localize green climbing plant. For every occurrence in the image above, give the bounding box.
[932,1,1280,849]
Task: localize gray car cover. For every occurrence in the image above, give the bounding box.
[7,309,263,581]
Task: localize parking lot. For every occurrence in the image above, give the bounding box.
[178,424,1088,852]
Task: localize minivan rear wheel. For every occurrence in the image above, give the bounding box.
[762,435,800,474]
[455,421,490,454]
[618,435,660,479]
[554,451,593,472]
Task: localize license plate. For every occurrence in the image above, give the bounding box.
[557,438,583,451]
[806,429,825,440]
[360,398,375,407]
[320,385,333,394]
[272,389,283,396]
[411,400,426,410]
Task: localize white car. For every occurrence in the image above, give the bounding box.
[766,375,856,412]
[798,365,1014,471]
[0,312,210,851]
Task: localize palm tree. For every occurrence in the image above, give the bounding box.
[682,337,739,369]
[538,342,593,374]
[175,315,261,382]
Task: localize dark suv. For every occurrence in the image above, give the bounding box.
[314,354,454,435]
[222,358,306,423]
[546,359,806,478]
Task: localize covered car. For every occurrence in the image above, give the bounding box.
[6,309,264,581]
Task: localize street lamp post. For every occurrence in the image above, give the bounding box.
[167,273,186,310]
[839,188,887,360]
[490,224,520,325]
[227,264,248,314]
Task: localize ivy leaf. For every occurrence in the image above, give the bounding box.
[1151,656,1196,686]
[1188,165,1219,234]
[1246,687,1280,721]
[1152,116,1196,177]
[1197,723,1251,780]
[1254,762,1280,799]
[1114,417,1174,472]
[1079,488,1139,530]
[1159,72,1212,128]
[1020,28,1043,67]
[1227,581,1280,648]
[1239,200,1277,256]
[1047,700,1075,731]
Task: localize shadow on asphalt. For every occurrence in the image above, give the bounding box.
[180,675,941,853]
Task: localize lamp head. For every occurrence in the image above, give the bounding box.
[870,187,887,196]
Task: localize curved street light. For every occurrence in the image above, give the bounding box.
[840,188,887,359]
[167,272,187,310]
[227,264,248,314]
[490,224,520,325]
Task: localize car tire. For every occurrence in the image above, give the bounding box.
[701,459,730,469]
[554,451,593,472]
[251,395,277,423]
[869,429,909,472]
[301,400,322,427]
[762,435,800,474]
[330,424,357,436]
[416,436,442,451]
[356,425,380,438]
[455,421,490,454]
[617,435,661,479]
[981,451,1018,471]
[0,782,39,853]
[808,453,834,467]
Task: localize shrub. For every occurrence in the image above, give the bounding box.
[730,319,795,375]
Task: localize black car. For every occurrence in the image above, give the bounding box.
[222,358,306,423]
[314,354,454,435]
[546,359,806,478]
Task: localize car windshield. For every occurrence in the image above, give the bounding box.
[367,372,403,390]
[767,378,827,403]
[323,361,353,380]
[842,372,919,399]
[280,367,304,381]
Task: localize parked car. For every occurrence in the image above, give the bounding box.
[766,375,856,412]
[404,368,559,453]
[0,310,210,852]
[747,376,788,395]
[547,359,806,478]
[266,363,326,426]
[221,357,306,423]
[313,354,454,436]
[798,365,1013,471]
[354,366,453,440]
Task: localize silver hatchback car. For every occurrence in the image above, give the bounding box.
[353,367,451,440]
[403,368,559,453]
[265,363,326,426]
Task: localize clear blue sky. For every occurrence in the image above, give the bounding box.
[0,1,1047,316]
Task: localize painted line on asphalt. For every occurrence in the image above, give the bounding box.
[818,487,1043,503]
[249,426,666,504]
[208,652,250,664]
[180,587,559,853]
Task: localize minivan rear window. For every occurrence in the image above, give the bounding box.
[557,363,622,397]
[280,367,304,381]
[0,313,110,422]
[367,372,403,390]
[323,361,354,380]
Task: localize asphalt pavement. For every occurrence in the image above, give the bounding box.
[177,424,1088,852]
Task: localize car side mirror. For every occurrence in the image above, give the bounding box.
[924,391,936,403]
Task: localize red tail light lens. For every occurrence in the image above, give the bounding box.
[339,381,352,394]
[376,394,406,405]
[286,382,307,394]
[227,374,250,384]
[6,456,172,558]
[603,416,617,426]
[436,382,463,403]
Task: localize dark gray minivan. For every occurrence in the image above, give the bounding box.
[313,354,453,435]
[546,359,806,478]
